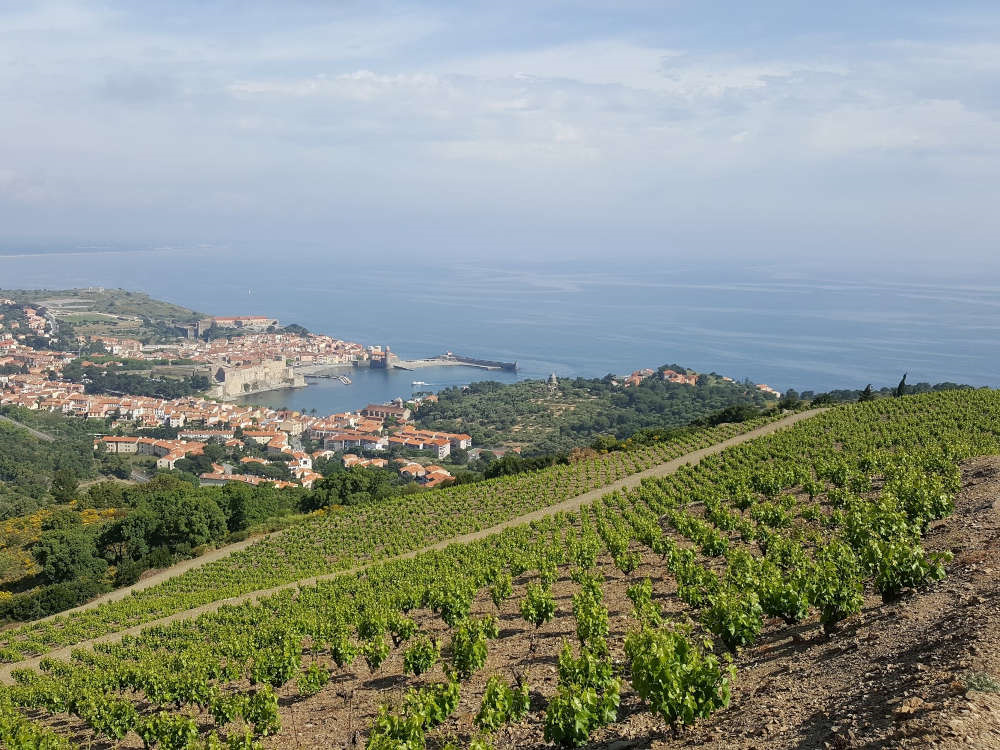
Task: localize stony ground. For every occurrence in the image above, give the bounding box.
[632,455,1000,750]
[26,454,1000,750]
[266,456,1000,750]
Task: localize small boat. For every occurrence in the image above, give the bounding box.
[411,381,429,386]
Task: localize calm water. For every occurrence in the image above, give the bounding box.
[2,246,998,414]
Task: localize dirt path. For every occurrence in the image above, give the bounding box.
[0,408,824,681]
[15,533,272,628]
[0,413,55,442]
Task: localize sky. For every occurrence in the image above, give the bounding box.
[1,1,998,265]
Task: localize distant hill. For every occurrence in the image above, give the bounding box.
[0,287,205,342]
[413,366,777,454]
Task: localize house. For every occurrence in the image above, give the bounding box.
[243,430,284,445]
[395,426,472,450]
[287,451,312,470]
[662,369,698,386]
[422,469,454,488]
[178,429,235,442]
[387,434,451,459]
[323,431,388,452]
[198,472,296,489]
[361,403,411,422]
[211,316,279,330]
[399,463,426,479]
[294,469,323,489]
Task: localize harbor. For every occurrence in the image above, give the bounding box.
[239,361,535,416]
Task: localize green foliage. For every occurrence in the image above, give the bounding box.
[572,589,609,651]
[32,527,107,584]
[249,632,301,688]
[0,694,74,749]
[450,618,492,680]
[964,671,1000,694]
[329,628,359,668]
[388,613,418,647]
[402,635,440,677]
[542,639,621,745]
[366,705,426,750]
[362,634,391,673]
[403,680,460,727]
[701,588,764,651]
[475,674,530,731]
[520,583,556,629]
[137,711,200,750]
[557,641,615,693]
[296,662,330,696]
[50,469,79,504]
[626,578,662,626]
[244,687,281,736]
[758,564,813,625]
[871,540,950,602]
[303,465,402,510]
[810,541,865,632]
[489,570,512,609]
[428,581,476,628]
[543,677,619,747]
[0,409,95,517]
[415,370,776,454]
[367,681,460,750]
[61,361,210,399]
[73,690,138,740]
[625,626,732,729]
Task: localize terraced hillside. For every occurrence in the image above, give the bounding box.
[1,390,998,749]
[0,413,785,662]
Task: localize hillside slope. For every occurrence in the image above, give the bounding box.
[415,371,776,453]
[0,391,998,749]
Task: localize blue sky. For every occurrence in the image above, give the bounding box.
[1,1,998,264]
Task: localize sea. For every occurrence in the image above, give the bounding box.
[2,245,998,416]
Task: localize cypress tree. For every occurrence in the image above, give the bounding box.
[894,373,908,398]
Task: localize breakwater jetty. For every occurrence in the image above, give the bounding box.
[392,352,518,371]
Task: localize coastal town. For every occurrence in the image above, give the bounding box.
[1,297,780,492]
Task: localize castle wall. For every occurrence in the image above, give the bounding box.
[210,359,306,400]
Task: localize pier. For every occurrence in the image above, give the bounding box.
[294,364,353,384]
[392,352,518,371]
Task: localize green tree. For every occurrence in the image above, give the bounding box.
[51,468,79,503]
[100,507,157,563]
[32,527,108,584]
[149,492,227,548]
[41,507,81,532]
[302,466,398,510]
[894,373,908,398]
[858,384,876,402]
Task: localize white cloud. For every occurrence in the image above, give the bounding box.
[0,2,998,259]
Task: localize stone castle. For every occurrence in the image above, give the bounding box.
[209,358,305,400]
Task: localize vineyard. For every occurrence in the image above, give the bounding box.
[0,414,783,662]
[0,390,997,749]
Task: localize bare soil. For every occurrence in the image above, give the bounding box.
[264,455,1000,750]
